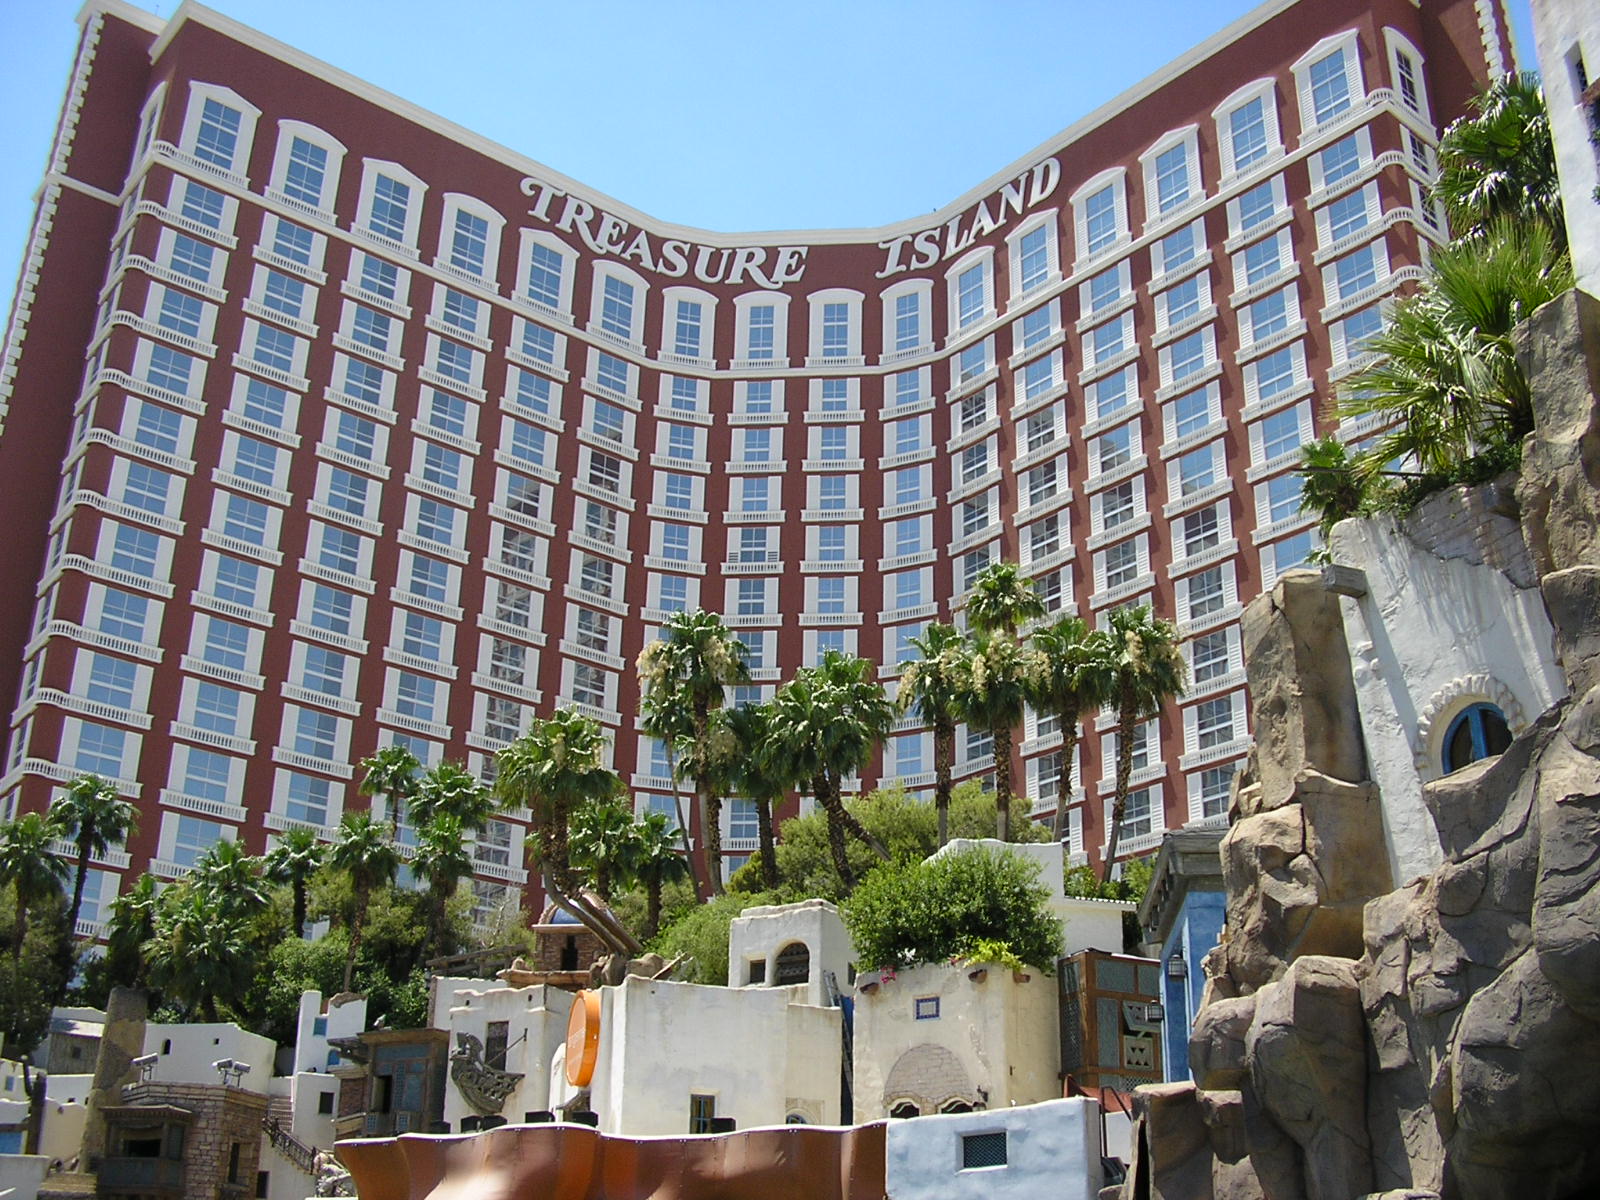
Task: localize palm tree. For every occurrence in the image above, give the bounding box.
[1101,607,1188,882]
[496,708,640,958]
[327,813,401,993]
[103,873,159,988]
[568,796,639,902]
[1433,73,1562,247]
[188,839,268,923]
[49,775,136,941]
[410,760,495,830]
[358,746,422,835]
[410,813,473,959]
[635,610,750,896]
[898,623,969,848]
[768,652,893,892]
[966,561,1046,637]
[630,812,690,940]
[724,703,787,889]
[1031,616,1116,842]
[145,887,254,1022]
[955,632,1039,842]
[638,691,699,891]
[1338,220,1573,478]
[0,813,69,962]
[264,827,323,939]
[1298,436,1370,542]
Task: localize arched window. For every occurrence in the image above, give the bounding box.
[774,942,810,985]
[941,1099,975,1114]
[785,1112,808,1125]
[1443,703,1512,774]
[889,1102,920,1119]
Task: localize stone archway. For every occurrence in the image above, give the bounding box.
[882,1044,978,1115]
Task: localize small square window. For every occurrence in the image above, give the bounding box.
[914,996,940,1020]
[962,1131,1008,1169]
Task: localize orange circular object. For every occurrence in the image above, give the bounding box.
[564,989,601,1088]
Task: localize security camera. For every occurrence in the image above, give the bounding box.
[131,1054,158,1069]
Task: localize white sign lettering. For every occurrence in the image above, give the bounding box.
[874,157,1061,279]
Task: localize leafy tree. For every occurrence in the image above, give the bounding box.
[635,610,750,895]
[651,890,785,985]
[0,889,72,1058]
[358,746,422,834]
[0,812,69,962]
[898,624,969,847]
[497,708,639,957]
[1102,607,1188,881]
[965,561,1046,637]
[264,827,324,939]
[327,813,400,993]
[146,886,256,1022]
[843,846,1063,974]
[410,813,473,960]
[1030,616,1116,842]
[49,775,135,942]
[1433,72,1563,247]
[627,813,693,939]
[768,652,894,893]
[724,704,788,890]
[955,632,1039,843]
[1066,853,1155,952]
[240,930,348,1047]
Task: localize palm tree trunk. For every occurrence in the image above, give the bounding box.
[756,796,778,890]
[542,871,639,958]
[203,994,219,1023]
[68,841,91,940]
[292,881,307,940]
[1053,721,1080,843]
[934,719,955,848]
[1101,690,1138,885]
[702,786,724,898]
[826,770,890,861]
[815,774,855,891]
[646,880,662,940]
[430,879,449,959]
[663,741,700,895]
[992,722,1014,841]
[12,894,27,963]
[343,885,367,993]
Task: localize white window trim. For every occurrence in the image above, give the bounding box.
[879,277,934,361]
[944,247,996,340]
[1382,27,1433,125]
[516,229,578,319]
[805,287,865,367]
[1291,29,1366,141]
[435,192,506,283]
[1211,79,1284,181]
[1004,208,1063,300]
[733,291,792,367]
[266,119,347,216]
[175,82,261,182]
[1069,167,1130,267]
[1138,125,1203,230]
[587,261,650,350]
[354,158,428,252]
[659,285,719,368]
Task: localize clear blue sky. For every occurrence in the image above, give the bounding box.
[0,0,1535,305]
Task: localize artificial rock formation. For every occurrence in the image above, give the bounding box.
[1121,290,1600,1200]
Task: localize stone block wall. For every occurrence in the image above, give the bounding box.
[120,1082,269,1198]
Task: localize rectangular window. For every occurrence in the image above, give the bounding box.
[99,589,151,643]
[1182,506,1221,556]
[449,210,490,276]
[1017,225,1050,291]
[600,276,635,339]
[172,815,225,868]
[1265,473,1303,523]
[1237,180,1277,231]
[962,1132,1007,1170]
[1240,235,1284,286]
[1318,134,1362,186]
[110,524,162,575]
[1309,48,1352,124]
[85,654,138,709]
[526,243,565,308]
[285,774,330,826]
[179,179,227,229]
[146,344,197,394]
[1229,98,1269,170]
[1104,538,1140,589]
[1197,765,1235,817]
[121,463,174,514]
[194,98,242,170]
[1187,566,1226,618]
[282,136,328,207]
[368,175,411,242]
[201,617,251,669]
[1153,142,1191,212]
[1084,185,1118,254]
[1326,190,1371,242]
[1192,629,1231,683]
[307,586,354,637]
[820,301,850,357]
[1019,305,1054,349]
[894,292,921,351]
[1168,332,1207,382]
[956,264,987,328]
[1258,407,1302,461]
[673,300,703,358]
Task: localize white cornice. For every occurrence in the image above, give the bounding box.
[87,0,1311,248]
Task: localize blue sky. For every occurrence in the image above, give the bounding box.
[0,0,1535,304]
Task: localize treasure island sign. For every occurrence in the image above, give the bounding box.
[519,155,1061,289]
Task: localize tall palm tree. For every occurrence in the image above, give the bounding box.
[1433,72,1562,247]
[358,746,422,835]
[638,691,699,891]
[410,813,473,959]
[410,760,495,830]
[1101,606,1188,882]
[635,610,750,896]
[264,826,323,939]
[630,812,691,940]
[1297,436,1369,542]
[898,623,969,848]
[966,561,1046,637]
[568,796,639,902]
[145,887,254,1022]
[496,708,640,958]
[1031,616,1117,842]
[188,839,268,923]
[0,813,69,962]
[769,652,893,892]
[1339,220,1573,477]
[955,632,1039,842]
[724,703,787,889]
[327,813,401,993]
[49,775,136,941]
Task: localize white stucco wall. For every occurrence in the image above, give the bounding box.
[38,1074,91,1166]
[292,989,366,1074]
[141,1022,275,1091]
[885,1098,1103,1200]
[589,975,841,1136]
[853,962,1061,1122]
[726,898,853,1005]
[441,984,574,1129]
[1532,0,1600,298]
[1332,515,1566,883]
[0,1153,47,1200]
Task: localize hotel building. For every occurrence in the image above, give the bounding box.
[0,0,1515,923]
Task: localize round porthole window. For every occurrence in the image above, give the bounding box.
[1442,703,1511,774]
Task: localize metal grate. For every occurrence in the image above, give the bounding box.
[961,1131,1008,1169]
